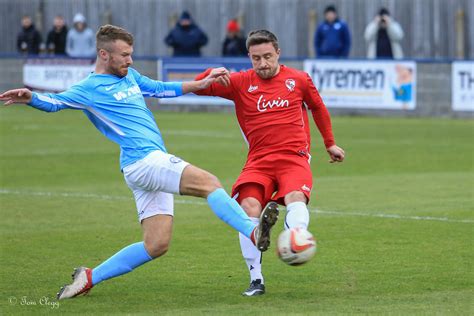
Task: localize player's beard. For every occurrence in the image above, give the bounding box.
[256,66,278,79]
[107,55,130,77]
[118,65,129,77]
[110,64,129,77]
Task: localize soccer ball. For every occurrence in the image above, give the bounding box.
[277,228,317,265]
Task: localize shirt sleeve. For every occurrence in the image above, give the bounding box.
[28,83,92,112]
[130,68,183,98]
[302,72,335,148]
[193,68,236,100]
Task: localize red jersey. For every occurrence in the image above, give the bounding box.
[195,65,335,159]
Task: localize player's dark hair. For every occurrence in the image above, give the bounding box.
[246,30,279,51]
[96,24,133,52]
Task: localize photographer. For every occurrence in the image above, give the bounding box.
[364,8,404,59]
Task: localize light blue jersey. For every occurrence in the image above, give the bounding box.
[28,67,183,169]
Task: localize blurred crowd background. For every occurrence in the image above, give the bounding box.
[0,0,472,59]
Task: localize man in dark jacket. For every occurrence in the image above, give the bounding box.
[46,15,68,55]
[165,11,208,57]
[314,5,351,58]
[17,15,42,55]
[222,19,247,56]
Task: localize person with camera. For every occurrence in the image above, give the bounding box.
[364,8,404,59]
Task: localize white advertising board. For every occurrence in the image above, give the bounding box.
[304,60,417,110]
[23,59,94,92]
[452,61,474,111]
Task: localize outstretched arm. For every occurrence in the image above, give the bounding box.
[192,67,236,100]
[129,67,231,98]
[1,88,69,112]
[1,86,124,135]
[0,88,33,105]
[1,85,90,112]
[182,67,230,94]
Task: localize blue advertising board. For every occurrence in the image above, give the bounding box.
[158,57,252,105]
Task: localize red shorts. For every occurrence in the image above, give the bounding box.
[232,151,313,206]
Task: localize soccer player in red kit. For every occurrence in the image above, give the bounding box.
[195,30,345,296]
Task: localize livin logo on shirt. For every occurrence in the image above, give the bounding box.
[256,95,289,112]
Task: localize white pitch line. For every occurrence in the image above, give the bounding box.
[0,189,132,201]
[309,209,474,224]
[165,130,238,139]
[0,188,473,224]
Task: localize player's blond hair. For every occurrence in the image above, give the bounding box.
[96,24,134,52]
[246,30,279,51]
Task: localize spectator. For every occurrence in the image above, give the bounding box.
[222,19,247,56]
[66,13,95,58]
[46,15,68,55]
[17,15,42,55]
[165,11,208,56]
[364,8,404,59]
[314,5,351,58]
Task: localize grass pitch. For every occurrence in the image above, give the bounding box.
[0,107,473,315]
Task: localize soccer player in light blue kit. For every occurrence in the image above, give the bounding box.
[0,25,278,299]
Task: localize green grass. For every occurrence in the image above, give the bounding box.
[0,107,473,315]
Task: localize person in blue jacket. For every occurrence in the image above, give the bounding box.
[165,11,208,56]
[314,5,351,58]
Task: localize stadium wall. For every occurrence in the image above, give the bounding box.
[0,0,473,59]
[0,58,471,118]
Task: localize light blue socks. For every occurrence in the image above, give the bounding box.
[207,188,256,238]
[92,241,153,285]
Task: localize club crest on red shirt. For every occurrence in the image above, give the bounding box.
[285,79,296,92]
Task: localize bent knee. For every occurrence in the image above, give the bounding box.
[197,171,223,197]
[205,172,222,191]
[180,166,222,198]
[144,240,170,258]
[284,191,308,204]
[240,198,262,218]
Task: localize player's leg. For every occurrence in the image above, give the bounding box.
[57,189,174,300]
[179,164,277,250]
[89,185,176,286]
[283,191,310,229]
[274,156,313,230]
[57,153,180,300]
[179,164,256,238]
[122,150,276,249]
[236,183,266,296]
[240,197,263,287]
[91,214,173,285]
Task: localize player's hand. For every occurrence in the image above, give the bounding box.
[0,88,33,106]
[205,67,231,87]
[327,145,345,163]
